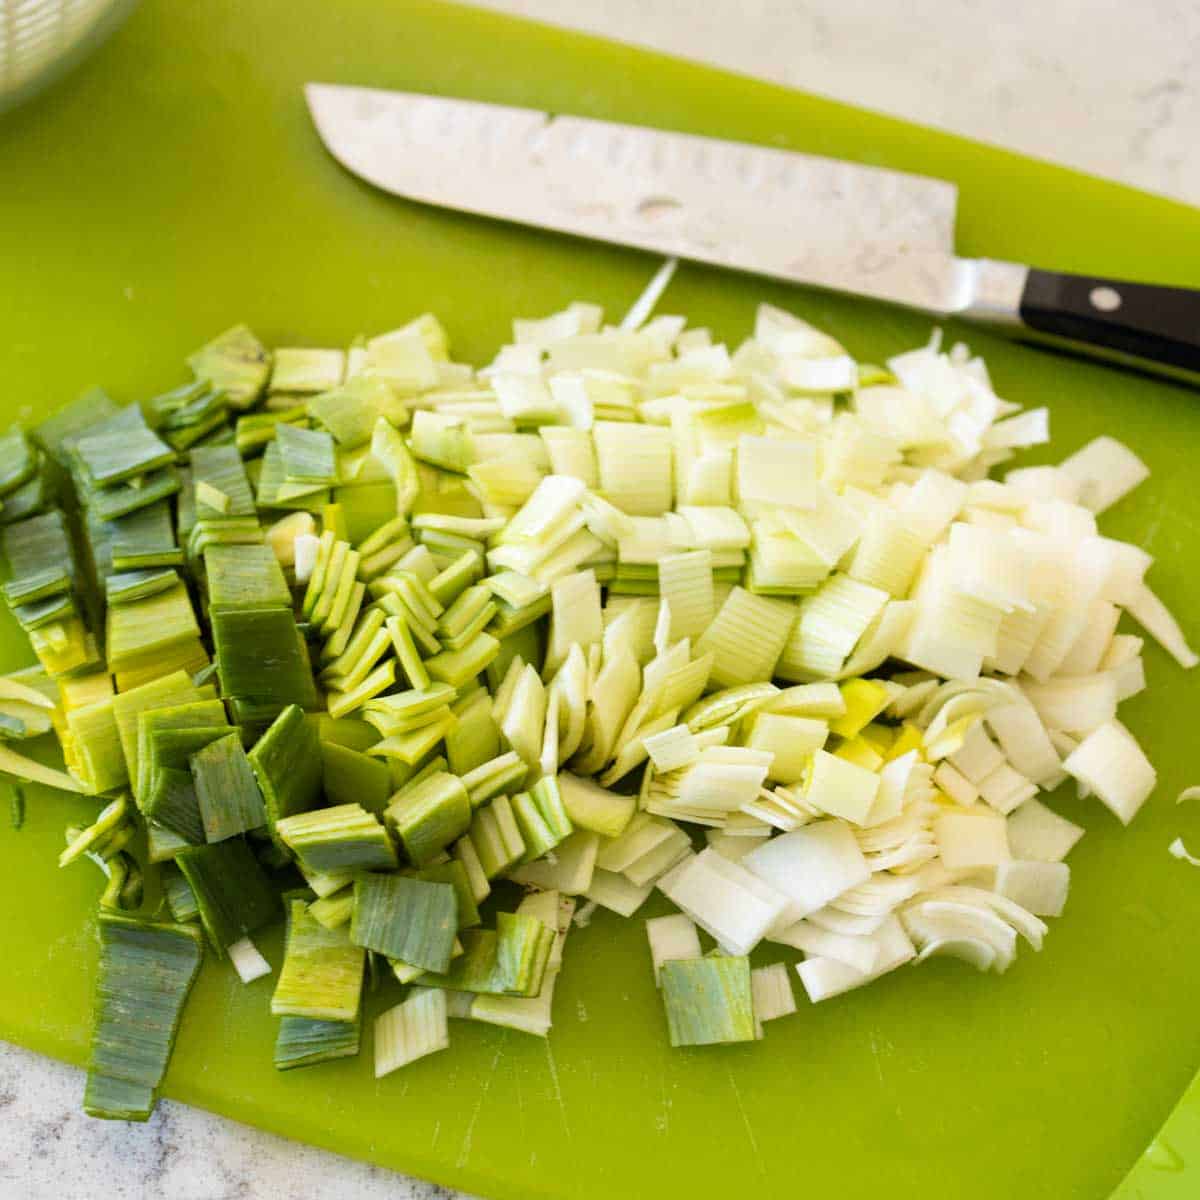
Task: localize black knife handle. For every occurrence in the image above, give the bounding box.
[1019,269,1200,381]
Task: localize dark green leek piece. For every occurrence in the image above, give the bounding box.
[161,863,200,923]
[142,726,232,843]
[190,443,257,518]
[186,516,263,561]
[134,699,230,803]
[187,324,271,411]
[32,385,119,466]
[88,465,182,523]
[274,1014,361,1071]
[211,607,318,714]
[2,565,71,606]
[175,838,278,957]
[13,590,75,631]
[147,381,229,452]
[247,705,323,851]
[84,913,204,1121]
[113,670,217,787]
[2,509,76,584]
[105,567,179,606]
[191,732,267,843]
[204,542,291,611]
[0,460,56,525]
[72,409,174,489]
[315,747,389,825]
[0,425,38,497]
[109,501,182,570]
[10,782,24,830]
[275,803,397,874]
[404,859,480,929]
[350,874,456,973]
[271,899,365,1022]
[384,770,471,866]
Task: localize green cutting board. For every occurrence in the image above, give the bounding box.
[2,3,1200,1198]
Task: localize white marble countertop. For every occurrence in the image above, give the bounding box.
[4,2,1197,1197]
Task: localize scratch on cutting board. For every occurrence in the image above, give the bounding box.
[457,1043,504,1168]
[725,1065,764,1176]
[543,1042,572,1142]
[869,1030,886,1090]
[655,1073,671,1136]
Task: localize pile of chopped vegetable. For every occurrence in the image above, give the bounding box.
[0,272,1193,1119]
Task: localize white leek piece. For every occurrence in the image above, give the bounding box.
[374,989,450,1078]
[796,916,915,1003]
[643,724,700,773]
[933,810,1011,870]
[771,921,879,974]
[1058,436,1150,513]
[1062,720,1157,825]
[582,867,656,917]
[746,714,827,785]
[994,860,1070,917]
[645,913,703,985]
[804,750,880,825]
[742,821,870,920]
[750,963,796,1024]
[227,936,272,984]
[657,550,714,642]
[1006,799,1084,863]
[508,830,599,895]
[593,421,673,515]
[546,569,602,674]
[1124,582,1198,669]
[659,849,790,956]
[736,434,816,510]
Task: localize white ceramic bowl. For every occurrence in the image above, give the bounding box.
[0,0,137,112]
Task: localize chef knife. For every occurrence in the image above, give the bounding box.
[305,84,1200,386]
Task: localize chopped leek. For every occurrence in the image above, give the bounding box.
[272,899,365,1021]
[277,803,398,873]
[375,988,449,1077]
[84,914,204,1121]
[188,325,271,410]
[191,732,267,842]
[351,874,457,972]
[0,285,1193,1091]
[660,956,756,1047]
[248,705,323,851]
[385,771,471,866]
[274,1015,361,1071]
[175,838,278,956]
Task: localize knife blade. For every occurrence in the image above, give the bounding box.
[306,84,1200,386]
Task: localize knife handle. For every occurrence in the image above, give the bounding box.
[1018,268,1200,384]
